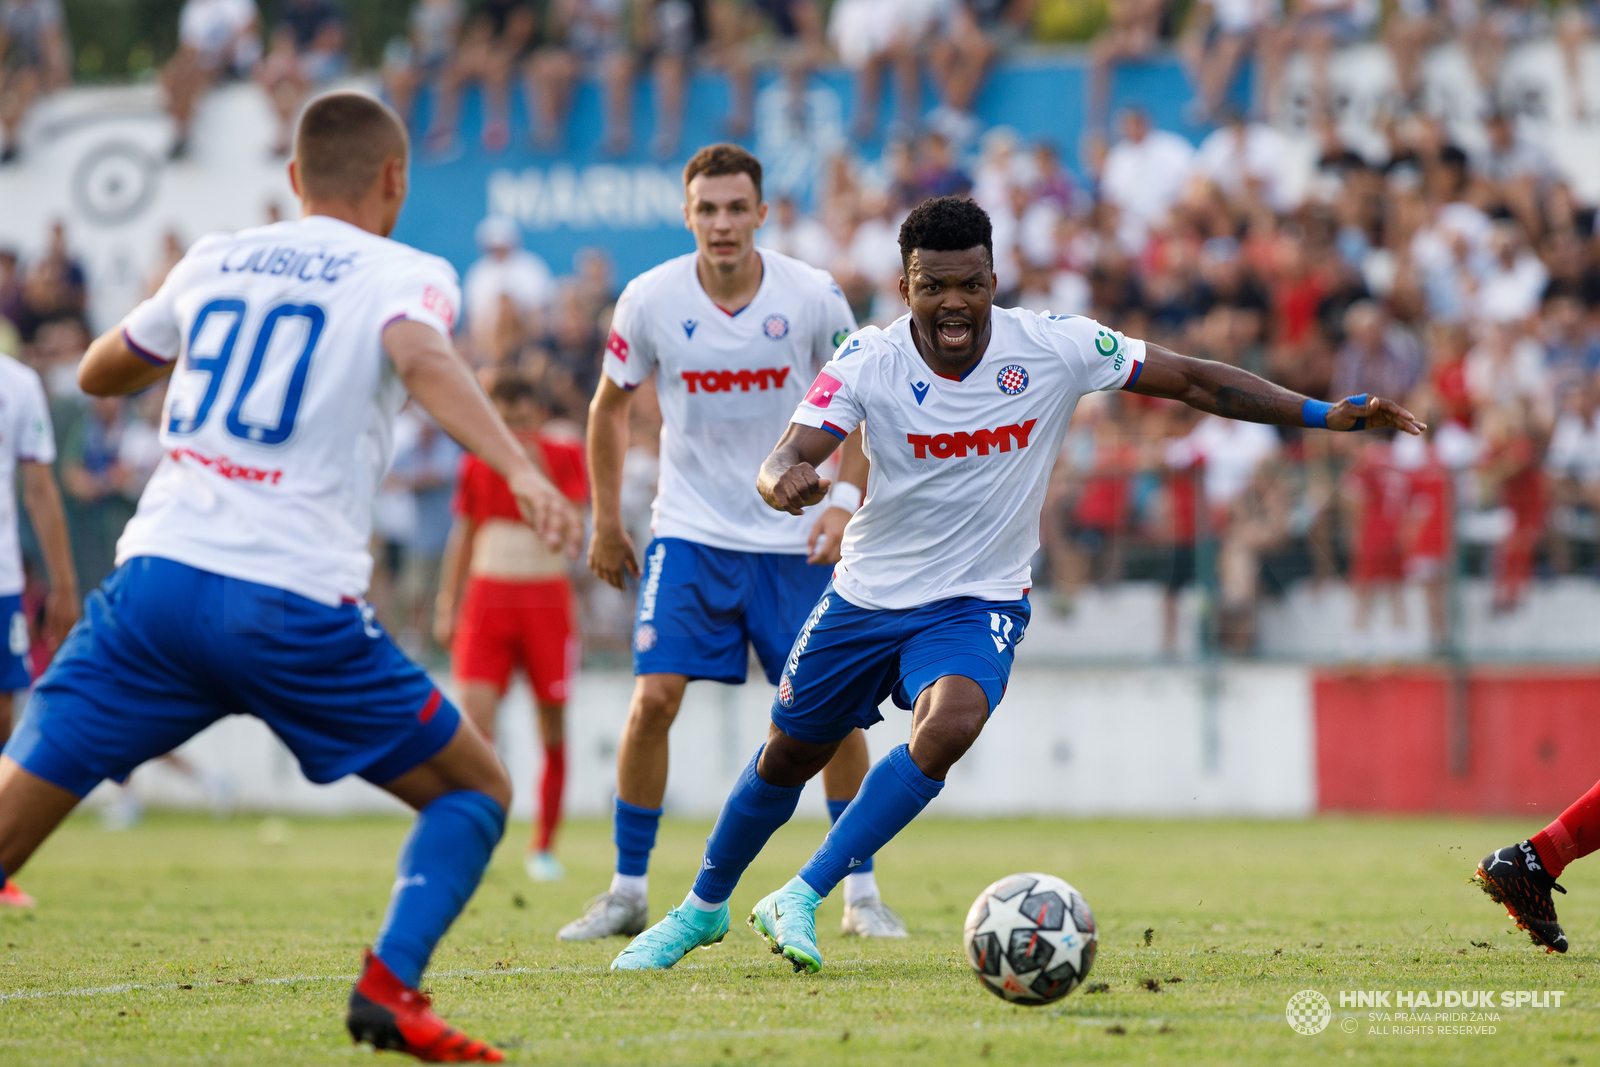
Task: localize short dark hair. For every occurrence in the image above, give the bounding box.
[898,196,992,269]
[489,373,542,407]
[295,92,408,202]
[683,143,763,202]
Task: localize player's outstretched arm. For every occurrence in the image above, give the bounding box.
[79,328,175,397]
[760,423,844,516]
[585,376,640,590]
[384,320,583,556]
[1128,343,1427,435]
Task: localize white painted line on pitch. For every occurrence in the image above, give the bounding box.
[0,965,565,1003]
[0,954,900,1004]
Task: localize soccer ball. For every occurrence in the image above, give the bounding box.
[963,872,1097,1005]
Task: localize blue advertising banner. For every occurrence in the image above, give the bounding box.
[393,55,1215,284]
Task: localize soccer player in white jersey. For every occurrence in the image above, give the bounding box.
[612,195,1425,972]
[559,144,908,942]
[0,94,582,1062]
[0,352,78,909]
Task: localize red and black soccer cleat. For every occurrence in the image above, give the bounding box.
[1474,842,1569,953]
[0,880,36,908]
[346,950,504,1063]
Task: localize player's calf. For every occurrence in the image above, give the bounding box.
[1474,842,1568,953]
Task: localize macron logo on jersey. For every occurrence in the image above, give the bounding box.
[681,368,792,393]
[907,419,1038,459]
[805,373,842,408]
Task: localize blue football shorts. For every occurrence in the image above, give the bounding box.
[1,593,30,692]
[770,583,1031,745]
[4,557,460,798]
[631,537,834,686]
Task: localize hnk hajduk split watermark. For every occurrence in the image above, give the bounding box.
[1286,988,1566,1036]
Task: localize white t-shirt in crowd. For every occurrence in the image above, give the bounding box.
[1191,122,1298,213]
[790,308,1145,610]
[179,0,260,70]
[602,249,857,554]
[1100,129,1195,251]
[1164,415,1280,506]
[0,354,56,598]
[757,216,840,272]
[462,249,555,334]
[118,215,461,605]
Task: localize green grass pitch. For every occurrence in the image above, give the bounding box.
[0,812,1595,1065]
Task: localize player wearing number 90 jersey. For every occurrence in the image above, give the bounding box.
[114,215,459,605]
[0,93,584,1063]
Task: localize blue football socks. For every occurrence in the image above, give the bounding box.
[374,789,505,989]
[691,746,804,905]
[614,798,663,877]
[799,745,942,897]
[826,798,873,874]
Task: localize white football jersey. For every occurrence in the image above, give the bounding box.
[117,215,461,605]
[0,355,56,598]
[792,308,1145,610]
[603,249,857,554]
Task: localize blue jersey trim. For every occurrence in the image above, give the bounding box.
[819,421,848,440]
[122,328,171,366]
[934,359,982,383]
[1122,357,1144,390]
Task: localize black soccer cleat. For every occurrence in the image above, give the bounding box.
[1473,842,1569,954]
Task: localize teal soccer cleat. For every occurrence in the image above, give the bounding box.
[610,898,730,970]
[748,877,823,974]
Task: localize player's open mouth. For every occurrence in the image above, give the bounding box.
[937,320,972,347]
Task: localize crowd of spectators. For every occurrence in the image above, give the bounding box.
[8,1,1600,662]
[7,0,1600,165]
[12,81,1600,662]
[747,96,1600,656]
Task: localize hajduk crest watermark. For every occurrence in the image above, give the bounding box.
[1287,989,1566,1037]
[1286,990,1332,1035]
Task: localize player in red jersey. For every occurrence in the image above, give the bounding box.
[1344,440,1411,641]
[435,374,587,882]
[1395,433,1451,653]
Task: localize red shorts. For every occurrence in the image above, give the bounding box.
[1352,543,1405,583]
[452,577,579,704]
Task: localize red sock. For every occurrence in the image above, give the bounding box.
[536,742,566,853]
[1530,777,1600,878]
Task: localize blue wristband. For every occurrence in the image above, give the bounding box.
[1301,398,1332,429]
[1302,395,1370,431]
[1345,394,1369,432]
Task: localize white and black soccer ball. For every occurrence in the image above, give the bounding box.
[963,872,1097,1005]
